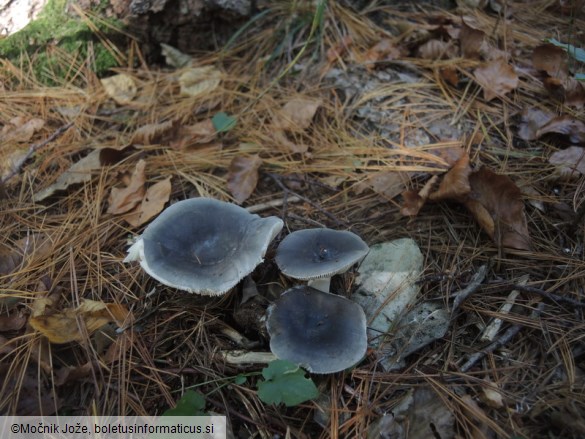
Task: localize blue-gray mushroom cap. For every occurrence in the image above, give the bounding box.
[266,285,367,374]
[125,198,283,295]
[275,228,369,280]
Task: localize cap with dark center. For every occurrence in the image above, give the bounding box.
[124,198,283,295]
[275,228,369,292]
[266,285,367,374]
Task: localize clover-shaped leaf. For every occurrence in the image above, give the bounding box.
[257,360,318,407]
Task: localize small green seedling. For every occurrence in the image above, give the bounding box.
[257,360,319,407]
[162,389,206,416]
[212,112,237,133]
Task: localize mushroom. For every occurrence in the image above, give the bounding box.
[124,198,283,295]
[275,228,369,292]
[266,285,367,374]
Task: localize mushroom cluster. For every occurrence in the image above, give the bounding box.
[124,197,283,295]
[125,198,370,374]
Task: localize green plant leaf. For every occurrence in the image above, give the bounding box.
[212,112,237,133]
[234,374,247,385]
[257,360,318,407]
[163,389,206,416]
[545,38,585,63]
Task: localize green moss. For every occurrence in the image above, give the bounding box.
[0,0,125,85]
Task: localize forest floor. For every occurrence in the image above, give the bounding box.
[1,1,585,438]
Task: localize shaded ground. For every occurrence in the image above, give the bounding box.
[1,0,585,438]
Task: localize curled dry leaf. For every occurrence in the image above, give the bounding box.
[179,66,221,98]
[101,74,137,105]
[33,149,105,202]
[536,115,585,143]
[474,59,519,101]
[549,146,585,177]
[517,108,554,141]
[29,299,132,344]
[459,20,485,59]
[131,120,176,145]
[429,154,472,201]
[123,176,172,227]
[417,39,457,59]
[401,176,438,216]
[543,77,585,108]
[532,44,568,78]
[107,159,146,215]
[227,155,263,204]
[466,168,531,250]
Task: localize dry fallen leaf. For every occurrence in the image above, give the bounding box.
[429,154,472,201]
[0,117,45,143]
[517,107,555,141]
[0,147,29,181]
[273,98,321,131]
[401,176,438,216]
[549,146,585,177]
[227,155,263,204]
[440,66,460,86]
[480,381,505,408]
[532,43,568,78]
[107,159,146,215]
[326,35,353,63]
[0,313,27,332]
[101,73,137,105]
[179,66,221,98]
[29,299,132,344]
[536,115,585,143]
[34,149,104,202]
[418,39,457,60]
[123,176,172,227]
[362,38,402,68]
[466,168,531,250]
[0,234,52,276]
[460,20,485,59]
[474,59,519,101]
[359,171,408,200]
[131,120,176,145]
[543,77,585,108]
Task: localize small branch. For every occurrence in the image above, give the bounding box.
[1,121,74,185]
[511,284,585,308]
[451,264,488,313]
[459,302,545,372]
[246,195,301,213]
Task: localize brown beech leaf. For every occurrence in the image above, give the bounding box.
[460,20,485,59]
[123,176,172,227]
[131,120,176,145]
[536,115,585,143]
[362,38,402,68]
[466,168,531,250]
[101,74,137,105]
[474,59,519,101]
[274,98,321,131]
[29,299,132,344]
[107,159,146,214]
[549,146,585,177]
[429,154,472,201]
[532,44,568,78]
[517,108,555,141]
[227,155,263,204]
[543,77,585,108]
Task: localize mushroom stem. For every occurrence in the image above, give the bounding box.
[308,277,331,293]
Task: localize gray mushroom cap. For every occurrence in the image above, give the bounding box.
[266,285,367,374]
[275,228,369,281]
[124,198,283,295]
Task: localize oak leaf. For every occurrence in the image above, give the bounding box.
[124,176,172,227]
